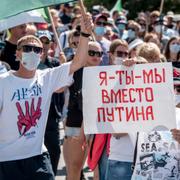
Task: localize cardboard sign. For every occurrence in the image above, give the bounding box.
[82,63,176,134]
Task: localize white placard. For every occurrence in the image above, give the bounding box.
[82,63,176,134]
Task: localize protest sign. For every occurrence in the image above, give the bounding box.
[131,130,180,180]
[82,63,176,134]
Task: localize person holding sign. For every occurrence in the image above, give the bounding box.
[63,41,103,180]
[105,39,140,180]
[0,13,93,180]
[131,42,180,179]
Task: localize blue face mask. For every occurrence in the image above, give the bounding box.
[94,26,107,36]
[170,44,180,54]
[118,24,125,30]
[128,29,136,39]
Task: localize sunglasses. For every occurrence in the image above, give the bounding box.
[41,40,50,45]
[115,51,128,57]
[176,88,180,93]
[175,85,180,93]
[96,21,107,26]
[21,45,43,54]
[88,50,103,57]
[71,42,79,47]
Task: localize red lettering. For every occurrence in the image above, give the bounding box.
[122,89,128,103]
[146,106,154,120]
[115,107,124,121]
[97,108,105,122]
[126,71,134,85]
[110,89,121,103]
[106,108,115,122]
[126,107,135,121]
[116,70,124,85]
[129,88,136,103]
[102,90,110,103]
[155,68,165,83]
[145,88,154,102]
[136,88,144,102]
[136,106,145,120]
[143,69,153,84]
[99,72,107,86]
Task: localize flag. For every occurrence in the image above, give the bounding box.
[110,0,122,14]
[0,0,77,20]
[37,8,50,23]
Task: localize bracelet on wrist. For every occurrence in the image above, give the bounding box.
[80,32,91,38]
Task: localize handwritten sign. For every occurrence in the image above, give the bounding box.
[82,63,176,134]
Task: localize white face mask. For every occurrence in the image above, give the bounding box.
[114,57,124,65]
[21,52,41,71]
[175,95,180,106]
[128,29,136,39]
[170,44,180,54]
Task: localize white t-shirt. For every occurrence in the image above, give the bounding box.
[109,133,136,162]
[0,62,73,162]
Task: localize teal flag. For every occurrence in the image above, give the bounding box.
[0,0,76,20]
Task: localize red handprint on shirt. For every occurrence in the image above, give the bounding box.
[16,97,42,136]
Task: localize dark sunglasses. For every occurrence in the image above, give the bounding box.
[88,50,103,57]
[41,40,50,45]
[174,85,180,93]
[72,42,79,47]
[96,21,107,26]
[115,51,128,57]
[176,88,180,93]
[21,45,43,54]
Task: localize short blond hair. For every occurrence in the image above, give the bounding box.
[109,39,128,54]
[137,42,161,63]
[17,35,42,50]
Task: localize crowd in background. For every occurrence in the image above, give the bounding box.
[0,2,180,180]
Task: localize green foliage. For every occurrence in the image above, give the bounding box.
[83,0,180,19]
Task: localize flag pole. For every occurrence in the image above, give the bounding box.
[78,0,96,41]
[47,7,62,52]
[159,0,165,14]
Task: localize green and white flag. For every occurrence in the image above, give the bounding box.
[0,0,77,20]
[110,0,122,14]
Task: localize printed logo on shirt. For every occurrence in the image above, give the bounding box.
[16,97,42,136]
[11,83,42,101]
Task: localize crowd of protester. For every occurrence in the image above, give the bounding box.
[0,2,180,180]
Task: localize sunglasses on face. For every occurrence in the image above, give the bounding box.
[88,50,103,57]
[21,45,43,54]
[115,51,128,57]
[174,85,180,93]
[96,21,107,26]
[71,42,79,48]
[41,40,50,45]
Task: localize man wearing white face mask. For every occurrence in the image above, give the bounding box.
[93,14,110,66]
[0,13,93,180]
